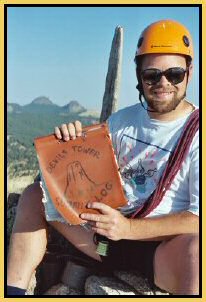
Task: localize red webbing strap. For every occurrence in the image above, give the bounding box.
[131,109,199,219]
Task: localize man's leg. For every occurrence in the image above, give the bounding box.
[7,182,101,290]
[154,234,199,295]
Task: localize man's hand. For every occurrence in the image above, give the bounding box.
[80,202,131,241]
[54,120,82,141]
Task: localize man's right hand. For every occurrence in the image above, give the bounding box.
[54,121,82,141]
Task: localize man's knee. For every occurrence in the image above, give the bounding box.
[12,182,47,233]
[170,234,199,293]
[16,182,45,220]
[157,233,199,257]
[187,233,199,254]
[154,233,199,293]
[17,182,43,212]
[177,233,199,262]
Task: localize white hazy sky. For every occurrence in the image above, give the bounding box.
[8,6,199,110]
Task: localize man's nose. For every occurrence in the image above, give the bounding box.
[158,75,170,85]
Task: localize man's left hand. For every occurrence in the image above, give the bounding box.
[80,202,131,241]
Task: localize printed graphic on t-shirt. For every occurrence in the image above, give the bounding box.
[117,134,171,199]
[122,159,157,193]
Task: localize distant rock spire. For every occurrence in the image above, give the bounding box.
[31,96,53,105]
[100,26,123,123]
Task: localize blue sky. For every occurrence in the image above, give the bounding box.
[8,6,199,110]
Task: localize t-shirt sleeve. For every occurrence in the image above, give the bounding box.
[188,132,199,216]
[107,114,118,154]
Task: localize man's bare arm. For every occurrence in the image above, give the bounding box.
[128,210,199,241]
[81,203,199,241]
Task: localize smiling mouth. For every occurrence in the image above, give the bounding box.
[153,91,175,98]
[154,91,173,95]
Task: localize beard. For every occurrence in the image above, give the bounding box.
[144,89,186,114]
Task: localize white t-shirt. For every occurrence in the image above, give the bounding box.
[107,102,199,218]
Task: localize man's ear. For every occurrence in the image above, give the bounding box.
[187,64,193,83]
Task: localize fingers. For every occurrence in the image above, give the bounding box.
[80,202,114,222]
[54,126,62,139]
[80,212,110,223]
[87,220,110,230]
[74,120,82,137]
[87,202,114,215]
[54,120,82,141]
[67,122,76,140]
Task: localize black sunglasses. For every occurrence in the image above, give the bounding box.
[141,67,188,86]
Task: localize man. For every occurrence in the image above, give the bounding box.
[7,19,199,295]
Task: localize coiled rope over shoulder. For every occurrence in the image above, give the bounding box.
[131,109,199,219]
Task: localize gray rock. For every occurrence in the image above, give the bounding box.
[85,275,137,295]
[61,260,92,290]
[7,192,20,208]
[100,26,123,122]
[114,270,169,295]
[44,283,83,295]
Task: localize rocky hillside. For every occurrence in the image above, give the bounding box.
[8,97,87,115]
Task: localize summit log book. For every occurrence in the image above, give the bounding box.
[34,123,127,225]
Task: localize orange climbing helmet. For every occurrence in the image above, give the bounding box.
[135,19,194,60]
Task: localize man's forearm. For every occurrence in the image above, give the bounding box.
[81,203,199,242]
[126,211,199,241]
